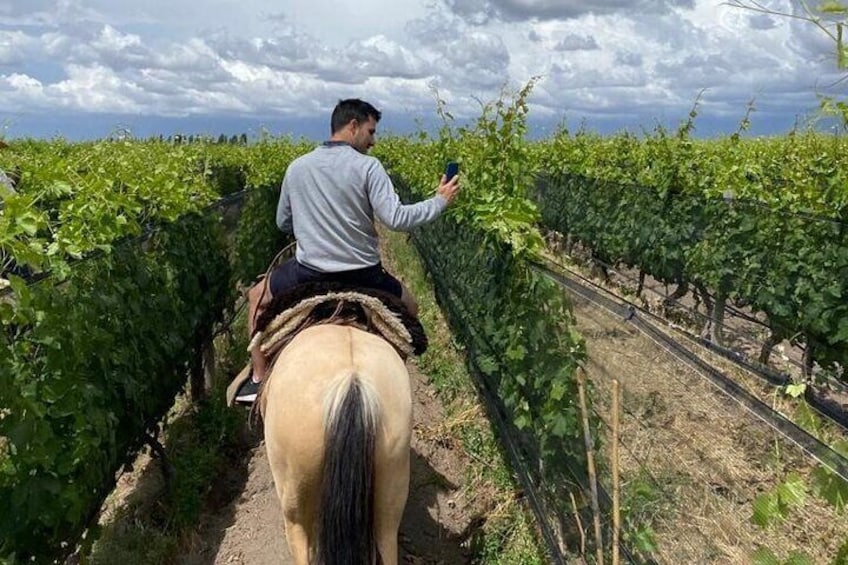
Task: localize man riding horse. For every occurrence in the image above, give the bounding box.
[236,99,460,565]
[235,98,460,403]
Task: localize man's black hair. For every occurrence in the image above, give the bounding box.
[330,99,381,134]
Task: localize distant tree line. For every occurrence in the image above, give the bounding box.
[166,133,248,145]
[131,133,251,145]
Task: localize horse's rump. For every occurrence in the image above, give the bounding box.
[261,324,412,565]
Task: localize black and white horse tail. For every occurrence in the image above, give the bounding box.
[314,371,381,565]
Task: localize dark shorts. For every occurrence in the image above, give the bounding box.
[268,258,403,299]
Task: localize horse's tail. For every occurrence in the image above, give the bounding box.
[315,371,381,565]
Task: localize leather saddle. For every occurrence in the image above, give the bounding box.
[226,281,427,406]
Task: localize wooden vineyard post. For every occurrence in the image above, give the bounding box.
[569,491,587,560]
[576,367,604,565]
[612,379,621,565]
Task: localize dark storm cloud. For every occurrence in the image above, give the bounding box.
[654,52,734,85]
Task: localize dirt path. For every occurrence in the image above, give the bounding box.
[178,362,481,565]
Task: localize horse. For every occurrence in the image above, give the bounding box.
[258,310,414,565]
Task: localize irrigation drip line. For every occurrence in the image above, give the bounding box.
[579,250,771,332]
[571,295,825,550]
[548,255,791,387]
[542,224,846,369]
[543,253,848,401]
[543,256,848,430]
[668,320,848,401]
[534,261,848,483]
[632,318,848,481]
[545,236,771,338]
[411,231,652,565]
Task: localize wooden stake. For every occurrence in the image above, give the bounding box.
[569,491,587,562]
[611,379,621,565]
[576,367,604,565]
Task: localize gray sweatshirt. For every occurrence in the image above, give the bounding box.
[276,143,448,272]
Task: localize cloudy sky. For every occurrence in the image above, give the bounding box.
[0,0,844,140]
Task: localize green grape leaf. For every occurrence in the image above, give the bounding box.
[752,492,780,527]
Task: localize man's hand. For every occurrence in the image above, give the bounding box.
[436,174,460,204]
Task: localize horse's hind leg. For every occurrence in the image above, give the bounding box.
[374,448,410,565]
[272,479,312,565]
[282,516,310,565]
[267,432,317,565]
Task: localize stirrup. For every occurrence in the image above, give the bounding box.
[226,364,254,407]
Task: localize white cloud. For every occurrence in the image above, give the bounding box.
[0,30,34,65]
[351,35,429,79]
[47,64,144,113]
[446,0,697,23]
[0,0,843,137]
[554,33,599,51]
[2,72,43,93]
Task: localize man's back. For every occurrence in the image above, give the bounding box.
[277,143,445,273]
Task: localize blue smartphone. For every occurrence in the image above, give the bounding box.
[445,161,459,182]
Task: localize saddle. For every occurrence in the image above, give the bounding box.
[226,281,427,406]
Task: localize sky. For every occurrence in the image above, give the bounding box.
[0,0,845,141]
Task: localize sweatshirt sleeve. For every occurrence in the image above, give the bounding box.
[367,160,448,231]
[276,172,294,233]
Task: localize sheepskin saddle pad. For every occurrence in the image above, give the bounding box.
[248,281,427,363]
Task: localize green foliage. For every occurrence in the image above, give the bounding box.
[231,183,292,286]
[0,213,230,561]
[749,402,847,561]
[835,538,848,565]
[87,521,177,565]
[535,127,848,380]
[377,83,588,557]
[439,80,546,256]
[533,109,848,561]
[751,474,808,527]
[812,438,848,513]
[0,137,309,562]
[752,546,815,565]
[0,138,311,280]
[812,463,848,513]
[166,402,239,530]
[81,387,244,565]
[620,473,663,557]
[383,228,547,564]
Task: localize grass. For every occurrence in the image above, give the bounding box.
[543,235,848,563]
[381,228,549,564]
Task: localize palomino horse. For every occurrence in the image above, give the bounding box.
[258,317,413,565]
